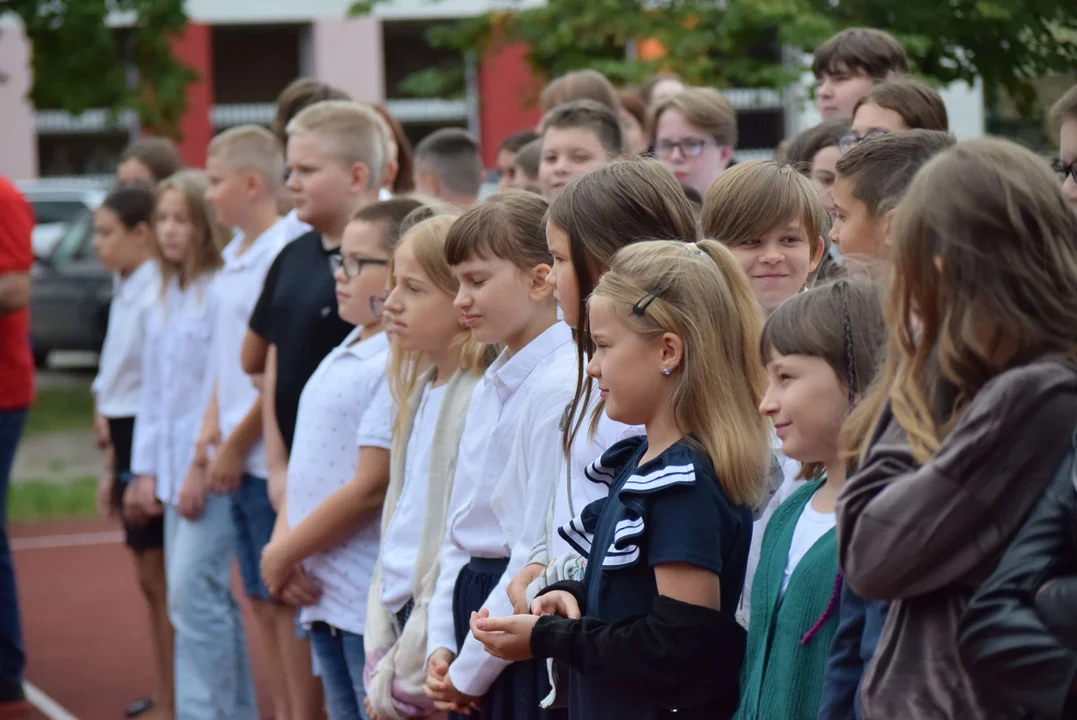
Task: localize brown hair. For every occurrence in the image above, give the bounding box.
[618,90,647,128]
[120,137,184,185]
[154,170,226,291]
[542,100,625,156]
[843,138,1077,465]
[540,70,619,113]
[272,78,350,147]
[1049,84,1077,138]
[641,72,685,108]
[500,130,540,154]
[785,118,851,170]
[287,100,391,191]
[592,240,771,506]
[835,129,956,218]
[444,190,550,269]
[550,158,701,453]
[515,138,543,178]
[352,197,427,253]
[650,88,738,148]
[853,78,949,132]
[812,28,909,80]
[762,277,885,478]
[372,104,416,195]
[701,160,828,256]
[414,128,484,199]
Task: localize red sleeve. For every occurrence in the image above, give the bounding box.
[0,177,34,274]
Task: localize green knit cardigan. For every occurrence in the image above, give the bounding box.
[734,480,841,720]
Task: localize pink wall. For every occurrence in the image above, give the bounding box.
[0,21,38,180]
[312,18,385,103]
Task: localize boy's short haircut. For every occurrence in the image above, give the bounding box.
[650,88,738,148]
[272,78,350,146]
[119,137,184,184]
[1049,84,1077,136]
[287,100,390,190]
[785,118,851,170]
[414,128,484,199]
[641,72,683,108]
[540,70,619,113]
[352,197,428,253]
[812,28,909,80]
[701,160,828,257]
[835,128,956,217]
[541,99,625,157]
[207,125,284,191]
[500,130,540,154]
[853,78,949,131]
[444,190,551,269]
[515,138,543,178]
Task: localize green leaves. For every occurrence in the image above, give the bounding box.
[1,0,194,137]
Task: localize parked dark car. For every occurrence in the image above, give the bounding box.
[30,210,112,367]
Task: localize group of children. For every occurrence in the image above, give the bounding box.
[85,22,1077,720]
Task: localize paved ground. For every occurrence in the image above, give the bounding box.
[11,518,274,720]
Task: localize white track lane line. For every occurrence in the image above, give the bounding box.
[24,681,79,720]
[11,531,123,551]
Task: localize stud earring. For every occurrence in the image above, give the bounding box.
[662,368,671,376]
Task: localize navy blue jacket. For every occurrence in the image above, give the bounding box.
[817,582,889,720]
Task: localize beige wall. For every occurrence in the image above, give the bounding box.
[0,20,38,180]
[312,17,385,103]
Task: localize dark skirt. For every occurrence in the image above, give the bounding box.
[450,557,566,720]
[109,416,164,552]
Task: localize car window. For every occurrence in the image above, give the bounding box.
[30,200,88,225]
[50,211,95,265]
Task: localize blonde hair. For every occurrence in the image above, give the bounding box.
[702,160,828,258]
[207,125,284,192]
[286,100,390,190]
[650,88,738,148]
[540,69,619,113]
[842,138,1077,465]
[154,170,226,292]
[388,215,498,438]
[591,240,771,506]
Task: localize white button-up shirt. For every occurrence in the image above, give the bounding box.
[288,329,393,636]
[92,260,161,418]
[425,322,577,695]
[211,219,300,477]
[131,273,218,505]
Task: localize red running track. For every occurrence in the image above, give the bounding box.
[11,519,275,720]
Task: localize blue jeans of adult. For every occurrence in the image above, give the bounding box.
[308,622,369,720]
[0,409,26,695]
[165,494,257,720]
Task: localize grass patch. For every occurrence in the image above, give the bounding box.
[25,385,94,437]
[8,476,98,523]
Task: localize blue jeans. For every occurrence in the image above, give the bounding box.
[0,410,25,692]
[308,622,369,720]
[230,474,276,599]
[165,495,257,720]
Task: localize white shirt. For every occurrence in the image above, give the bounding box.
[131,273,218,505]
[93,261,161,418]
[427,322,577,697]
[780,493,836,595]
[379,382,448,614]
[288,329,392,636]
[211,220,301,477]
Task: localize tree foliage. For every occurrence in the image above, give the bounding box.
[1,0,195,137]
[352,0,1077,117]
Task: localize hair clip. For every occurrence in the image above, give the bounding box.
[632,283,669,316]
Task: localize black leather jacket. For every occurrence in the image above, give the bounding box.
[958,446,1077,719]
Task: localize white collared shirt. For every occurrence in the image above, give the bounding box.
[93,260,161,418]
[425,322,576,674]
[288,328,393,636]
[131,272,218,505]
[211,218,303,477]
[379,381,449,613]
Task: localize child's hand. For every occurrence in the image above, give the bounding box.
[424,648,479,714]
[508,562,545,614]
[532,590,581,619]
[122,478,147,526]
[207,437,244,494]
[194,421,220,469]
[93,413,111,449]
[278,567,321,607]
[177,466,207,520]
[470,608,538,662]
[133,475,163,520]
[95,470,115,519]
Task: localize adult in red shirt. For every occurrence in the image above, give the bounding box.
[0,173,32,711]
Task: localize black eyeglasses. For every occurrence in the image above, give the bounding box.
[329,252,389,279]
[655,138,715,159]
[838,129,889,154]
[1053,158,1076,184]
